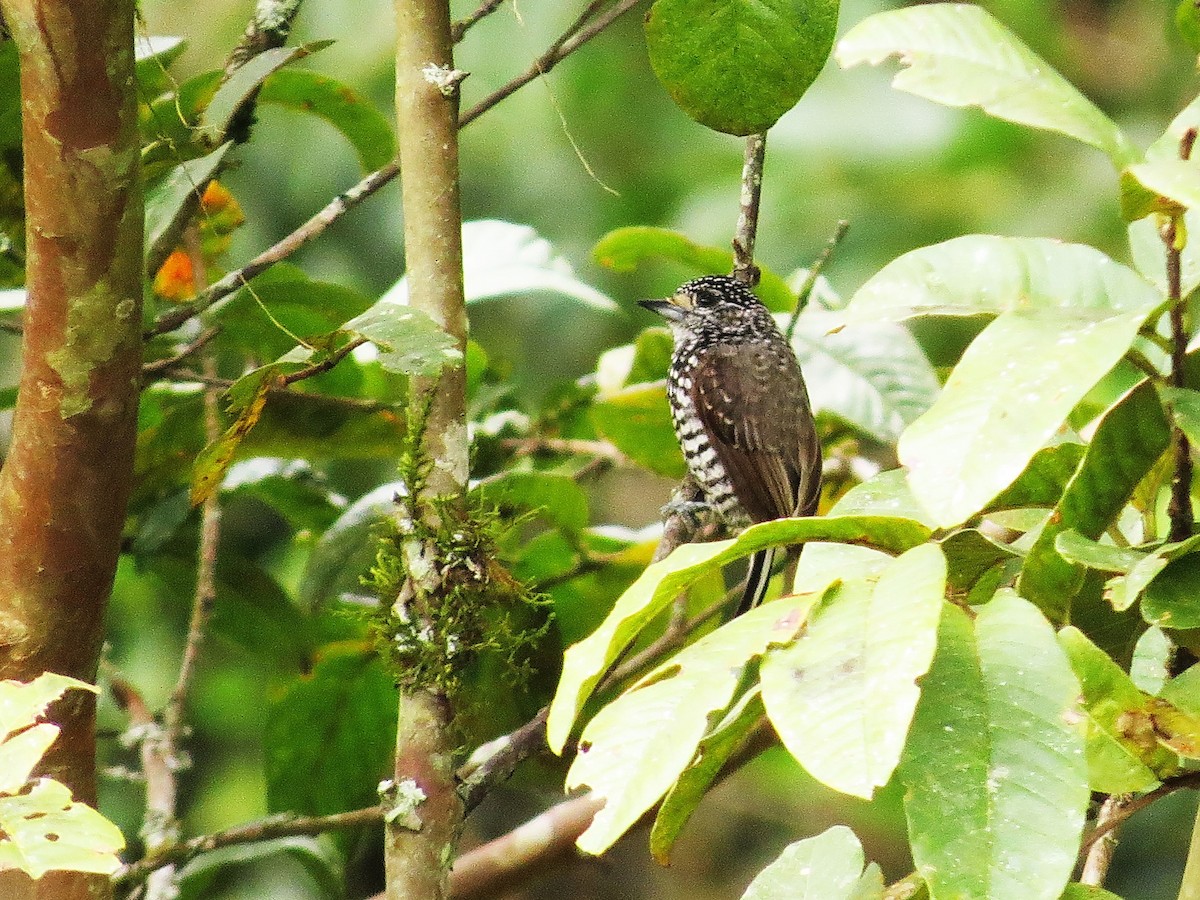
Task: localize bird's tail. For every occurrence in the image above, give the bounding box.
[736,546,777,616]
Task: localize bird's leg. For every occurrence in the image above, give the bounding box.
[659,475,719,534]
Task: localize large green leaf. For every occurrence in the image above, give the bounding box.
[900,594,1088,900]
[1120,159,1200,222]
[567,598,810,854]
[200,42,333,141]
[387,220,617,312]
[793,310,939,444]
[1018,380,1171,621]
[144,142,233,270]
[792,468,935,592]
[265,648,398,817]
[835,4,1134,166]
[593,227,796,312]
[899,309,1152,527]
[547,514,934,753]
[645,0,838,135]
[337,301,461,377]
[1143,552,1200,629]
[0,779,125,878]
[845,236,1159,323]
[1058,627,1164,793]
[590,381,686,478]
[650,690,765,863]
[762,544,945,798]
[258,69,396,172]
[741,826,880,900]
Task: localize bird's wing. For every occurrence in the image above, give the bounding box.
[690,342,822,523]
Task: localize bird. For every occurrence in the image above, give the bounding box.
[639,274,822,615]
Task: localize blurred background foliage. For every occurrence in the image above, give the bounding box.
[3,0,1200,897]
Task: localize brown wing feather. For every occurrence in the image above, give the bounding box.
[691,343,821,523]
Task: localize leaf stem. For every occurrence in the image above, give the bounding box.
[732,132,767,285]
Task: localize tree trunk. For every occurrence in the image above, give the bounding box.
[0,0,142,895]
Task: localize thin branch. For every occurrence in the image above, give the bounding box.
[225,0,304,76]
[732,133,766,286]
[1078,773,1200,863]
[458,708,550,814]
[1167,127,1197,543]
[451,0,506,42]
[109,680,179,853]
[151,367,394,413]
[148,163,399,336]
[112,806,385,888]
[500,436,631,465]
[141,326,221,379]
[149,0,643,338]
[279,336,368,386]
[1080,794,1123,887]
[448,793,605,899]
[786,219,849,341]
[458,0,642,127]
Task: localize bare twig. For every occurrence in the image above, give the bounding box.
[1078,773,1200,863]
[109,680,180,865]
[448,793,605,899]
[141,326,221,379]
[150,366,394,413]
[458,0,642,127]
[786,219,849,341]
[150,0,642,339]
[458,708,550,814]
[732,133,766,286]
[451,0,507,42]
[225,0,304,76]
[279,336,368,386]
[1080,794,1122,887]
[1167,127,1197,543]
[500,436,631,466]
[112,806,385,889]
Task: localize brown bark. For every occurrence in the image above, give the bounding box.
[0,0,142,896]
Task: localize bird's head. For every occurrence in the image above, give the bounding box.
[638,275,770,340]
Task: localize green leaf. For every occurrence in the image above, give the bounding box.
[1130,626,1172,695]
[644,0,838,135]
[216,277,377,361]
[1179,0,1200,52]
[472,471,589,534]
[547,514,934,753]
[0,779,125,878]
[741,825,875,900]
[792,469,936,592]
[1058,627,1163,793]
[567,598,811,855]
[1109,535,1200,614]
[0,673,96,744]
[177,836,345,900]
[134,35,186,95]
[794,310,939,444]
[845,236,1159,323]
[835,4,1134,166]
[342,301,461,377]
[298,483,398,610]
[1060,886,1124,900]
[899,309,1153,527]
[762,544,945,798]
[590,381,686,478]
[1120,159,1200,222]
[988,443,1087,510]
[1054,531,1147,574]
[258,68,395,172]
[387,220,617,311]
[900,594,1088,900]
[1161,662,1200,719]
[593,227,797,312]
[1019,380,1172,620]
[650,690,765,863]
[200,42,333,141]
[191,366,275,506]
[1129,209,1200,297]
[1143,551,1200,629]
[1161,386,1200,446]
[144,142,234,269]
[266,648,398,817]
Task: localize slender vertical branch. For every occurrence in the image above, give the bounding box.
[732,133,767,286]
[388,0,469,896]
[1167,128,1197,543]
[1080,794,1122,887]
[786,219,849,341]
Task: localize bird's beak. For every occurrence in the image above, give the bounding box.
[638,293,691,321]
